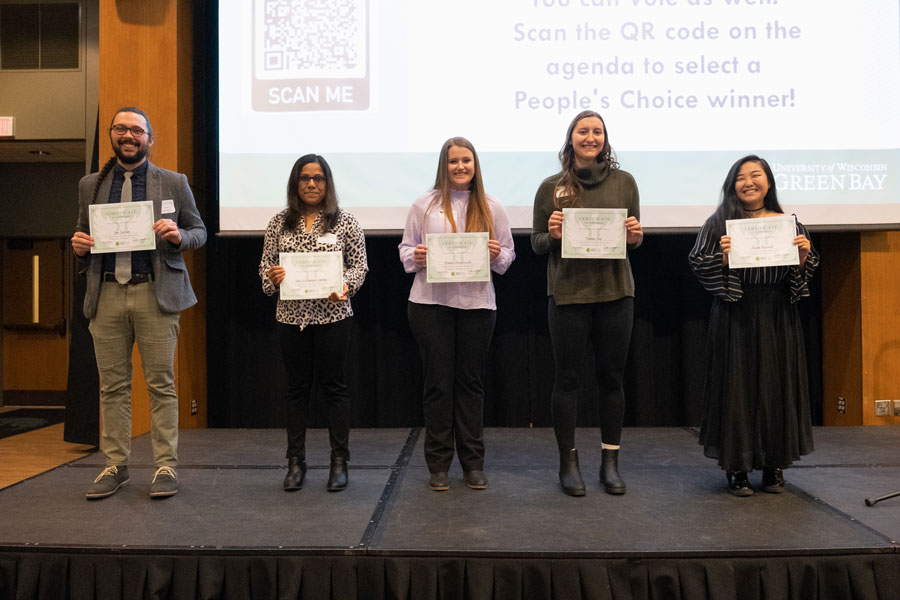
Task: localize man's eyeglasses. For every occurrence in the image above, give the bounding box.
[299,174,327,185]
[110,125,147,137]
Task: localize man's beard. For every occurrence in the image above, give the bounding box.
[113,139,149,165]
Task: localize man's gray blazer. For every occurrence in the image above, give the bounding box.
[75,161,207,319]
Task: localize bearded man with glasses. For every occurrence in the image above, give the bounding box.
[71,107,207,499]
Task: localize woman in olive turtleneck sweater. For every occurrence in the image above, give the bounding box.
[531,110,643,497]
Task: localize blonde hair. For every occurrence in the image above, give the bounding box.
[429,137,494,237]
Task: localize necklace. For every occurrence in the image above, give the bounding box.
[745,205,765,213]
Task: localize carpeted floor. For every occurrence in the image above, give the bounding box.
[0,408,66,440]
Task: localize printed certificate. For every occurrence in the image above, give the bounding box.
[561,208,627,259]
[279,251,344,300]
[88,201,156,254]
[425,232,490,283]
[725,215,799,269]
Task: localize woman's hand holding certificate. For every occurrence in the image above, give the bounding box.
[725,215,799,269]
[425,232,490,283]
[88,201,156,253]
[561,208,627,259]
[279,251,344,300]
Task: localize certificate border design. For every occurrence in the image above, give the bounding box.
[87,201,156,254]
[561,208,628,260]
[425,232,491,284]
[279,250,344,300]
[725,215,800,269]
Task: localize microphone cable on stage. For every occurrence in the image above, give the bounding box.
[864,490,900,506]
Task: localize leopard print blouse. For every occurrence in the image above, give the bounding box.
[259,209,368,329]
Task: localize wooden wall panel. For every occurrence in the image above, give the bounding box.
[821,233,863,426]
[174,0,206,428]
[98,0,206,433]
[100,2,178,170]
[860,230,900,425]
[822,230,900,427]
[2,331,68,391]
[2,240,68,393]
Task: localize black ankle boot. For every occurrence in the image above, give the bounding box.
[726,470,753,497]
[327,457,348,492]
[559,449,586,497]
[600,449,626,495]
[762,467,785,493]
[283,457,306,491]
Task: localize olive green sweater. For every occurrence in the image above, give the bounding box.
[531,162,641,305]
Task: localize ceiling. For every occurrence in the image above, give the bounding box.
[0,139,85,163]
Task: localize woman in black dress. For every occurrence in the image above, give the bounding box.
[689,155,818,496]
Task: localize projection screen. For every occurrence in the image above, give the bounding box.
[219,0,900,233]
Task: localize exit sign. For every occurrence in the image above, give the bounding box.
[0,117,15,137]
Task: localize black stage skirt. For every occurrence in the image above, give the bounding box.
[699,284,814,472]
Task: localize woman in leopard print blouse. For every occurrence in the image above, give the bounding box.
[259,154,368,493]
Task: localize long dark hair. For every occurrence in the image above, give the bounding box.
[428,137,494,237]
[555,110,619,207]
[284,154,339,232]
[92,107,154,202]
[709,154,783,234]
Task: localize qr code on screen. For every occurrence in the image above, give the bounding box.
[255,0,367,80]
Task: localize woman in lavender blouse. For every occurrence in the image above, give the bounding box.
[399,137,515,492]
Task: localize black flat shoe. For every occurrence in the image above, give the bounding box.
[763,467,785,493]
[464,470,488,489]
[327,457,348,492]
[726,471,753,497]
[283,458,306,491]
[428,472,450,491]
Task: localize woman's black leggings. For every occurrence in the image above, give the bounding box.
[547,296,634,451]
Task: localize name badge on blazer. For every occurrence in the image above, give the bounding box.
[161,199,176,215]
[318,233,338,245]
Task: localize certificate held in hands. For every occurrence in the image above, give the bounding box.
[561,208,627,259]
[88,201,156,254]
[725,215,799,269]
[425,232,490,283]
[279,251,343,300]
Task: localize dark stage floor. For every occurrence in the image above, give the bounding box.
[2,427,900,599]
[1,426,898,555]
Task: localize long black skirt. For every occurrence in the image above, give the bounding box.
[699,284,814,472]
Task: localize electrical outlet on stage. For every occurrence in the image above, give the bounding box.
[874,399,891,417]
[894,400,900,417]
[837,397,846,414]
[191,399,198,415]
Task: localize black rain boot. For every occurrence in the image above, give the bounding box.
[327,457,348,492]
[559,449,586,497]
[600,449,626,495]
[283,457,306,491]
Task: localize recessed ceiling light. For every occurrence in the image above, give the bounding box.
[29,150,51,155]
